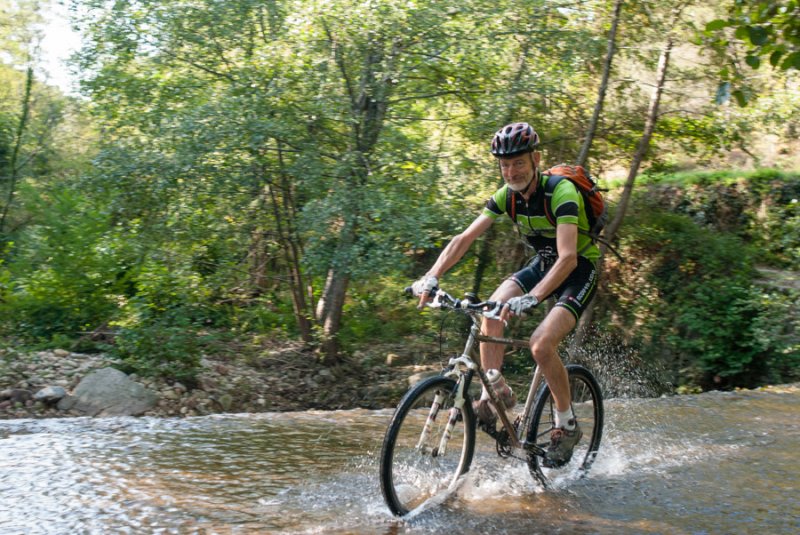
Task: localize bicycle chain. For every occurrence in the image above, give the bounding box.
[481,416,529,461]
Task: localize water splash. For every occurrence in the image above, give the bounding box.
[1,387,798,534]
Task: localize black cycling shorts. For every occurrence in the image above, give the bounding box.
[508,255,599,321]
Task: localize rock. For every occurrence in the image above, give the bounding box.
[57,367,158,417]
[34,386,67,403]
[386,353,413,367]
[217,394,233,411]
[8,389,32,404]
[53,349,70,358]
[161,389,180,401]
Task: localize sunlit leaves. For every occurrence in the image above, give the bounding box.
[704,1,800,105]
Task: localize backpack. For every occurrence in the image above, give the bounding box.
[542,164,607,240]
[507,164,622,260]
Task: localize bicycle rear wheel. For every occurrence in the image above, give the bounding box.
[527,364,604,484]
[380,375,476,516]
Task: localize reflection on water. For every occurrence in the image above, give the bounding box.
[1,386,798,533]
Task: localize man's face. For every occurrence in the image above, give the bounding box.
[499,153,537,192]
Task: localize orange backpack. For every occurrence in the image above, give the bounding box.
[542,164,607,239]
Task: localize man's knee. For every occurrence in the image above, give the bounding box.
[529,330,557,363]
[529,309,575,363]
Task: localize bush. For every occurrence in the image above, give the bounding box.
[110,310,202,385]
[0,189,127,343]
[608,202,797,390]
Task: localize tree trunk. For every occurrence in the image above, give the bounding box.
[0,66,33,239]
[605,36,673,240]
[571,35,675,357]
[315,24,396,363]
[471,224,496,297]
[262,145,313,342]
[576,0,623,168]
[317,266,350,361]
[315,210,359,361]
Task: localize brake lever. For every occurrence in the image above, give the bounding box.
[481,301,507,326]
[426,289,445,309]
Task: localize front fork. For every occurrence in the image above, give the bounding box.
[436,369,473,456]
[415,369,474,456]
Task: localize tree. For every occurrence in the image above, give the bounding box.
[571,1,697,355]
[0,66,33,239]
[577,0,624,168]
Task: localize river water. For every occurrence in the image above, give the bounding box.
[1,384,798,534]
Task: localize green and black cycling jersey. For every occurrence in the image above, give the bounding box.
[482,172,601,263]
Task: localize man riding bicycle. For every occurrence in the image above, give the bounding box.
[412,122,600,467]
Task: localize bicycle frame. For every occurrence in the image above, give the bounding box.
[439,304,547,456]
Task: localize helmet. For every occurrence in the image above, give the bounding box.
[490,122,539,157]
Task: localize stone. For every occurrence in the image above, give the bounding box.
[217,394,233,411]
[385,353,414,367]
[34,386,67,403]
[53,349,70,358]
[8,389,32,404]
[57,367,158,417]
[161,389,180,401]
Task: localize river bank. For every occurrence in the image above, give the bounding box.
[0,346,428,419]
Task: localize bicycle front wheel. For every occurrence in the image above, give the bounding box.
[527,364,604,484]
[379,375,476,517]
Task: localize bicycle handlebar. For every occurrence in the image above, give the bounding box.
[404,286,505,319]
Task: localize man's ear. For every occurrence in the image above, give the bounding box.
[532,151,541,167]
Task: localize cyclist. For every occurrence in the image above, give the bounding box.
[411,122,600,467]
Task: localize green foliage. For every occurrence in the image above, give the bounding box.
[704,1,800,105]
[606,179,799,390]
[2,0,799,393]
[110,311,202,385]
[636,169,800,268]
[0,185,125,341]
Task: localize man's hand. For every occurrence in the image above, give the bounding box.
[411,275,438,308]
[501,294,539,320]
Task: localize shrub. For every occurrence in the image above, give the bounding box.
[110,310,202,385]
[609,203,797,390]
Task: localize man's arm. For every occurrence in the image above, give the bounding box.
[426,214,494,279]
[528,222,578,301]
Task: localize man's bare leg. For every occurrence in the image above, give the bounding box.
[480,279,524,371]
[529,307,576,412]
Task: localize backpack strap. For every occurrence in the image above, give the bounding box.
[542,174,563,227]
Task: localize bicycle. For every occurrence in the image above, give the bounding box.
[379,287,604,517]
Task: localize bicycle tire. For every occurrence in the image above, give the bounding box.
[527,364,604,484]
[380,375,476,516]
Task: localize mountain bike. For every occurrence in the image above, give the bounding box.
[379,288,604,517]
